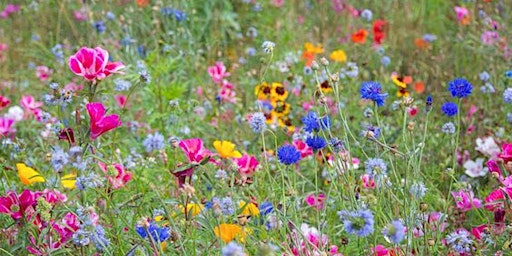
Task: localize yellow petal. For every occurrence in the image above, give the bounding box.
[213,140,222,151]
[17,163,45,185]
[232,150,242,158]
[61,173,77,189]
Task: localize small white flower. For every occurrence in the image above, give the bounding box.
[5,106,24,122]
[475,137,500,157]
[464,158,489,178]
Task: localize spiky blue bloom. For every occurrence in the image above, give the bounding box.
[448,78,473,98]
[93,20,106,33]
[360,9,372,21]
[506,71,512,78]
[446,229,474,254]
[51,147,69,171]
[426,95,433,112]
[222,242,245,256]
[503,88,512,104]
[382,220,406,244]
[91,225,110,251]
[249,112,266,133]
[277,145,301,165]
[135,222,171,243]
[479,71,490,82]
[410,182,427,199]
[259,201,274,215]
[301,112,330,133]
[338,209,375,237]
[442,122,456,134]
[441,102,458,117]
[360,81,388,106]
[143,132,165,152]
[305,136,326,151]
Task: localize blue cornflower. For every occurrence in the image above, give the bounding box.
[338,209,375,237]
[329,137,344,152]
[76,173,102,191]
[365,158,387,186]
[442,122,456,134]
[143,132,165,152]
[173,9,187,22]
[136,222,171,243]
[114,79,132,91]
[93,20,106,33]
[360,81,388,106]
[304,66,313,75]
[246,27,258,38]
[138,45,147,59]
[360,9,372,21]
[259,201,273,215]
[422,34,437,42]
[447,78,472,98]
[446,229,474,254]
[410,182,427,199]
[249,112,266,133]
[72,228,91,246]
[507,113,512,123]
[441,102,458,117]
[222,242,245,256]
[161,7,174,16]
[277,145,301,165]
[503,88,512,104]
[246,47,257,56]
[106,11,116,20]
[360,125,381,139]
[305,136,326,151]
[426,95,433,112]
[480,83,495,94]
[220,197,235,215]
[506,71,512,78]
[262,41,275,54]
[479,71,490,82]
[382,220,405,244]
[301,112,330,133]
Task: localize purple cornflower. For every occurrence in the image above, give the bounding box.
[305,136,326,151]
[360,81,388,106]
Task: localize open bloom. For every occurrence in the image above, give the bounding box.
[463,158,488,178]
[207,62,230,84]
[173,138,214,187]
[213,140,242,159]
[68,47,124,81]
[86,102,122,140]
[98,162,133,189]
[0,95,11,110]
[0,117,15,137]
[235,154,259,177]
[0,189,38,220]
[498,143,512,163]
[214,224,249,243]
[17,163,45,185]
[451,189,482,212]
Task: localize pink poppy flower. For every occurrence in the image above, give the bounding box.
[235,154,259,177]
[0,190,39,220]
[0,117,15,137]
[98,162,133,189]
[0,95,10,110]
[498,143,512,163]
[86,102,122,140]
[451,189,482,212]
[36,66,53,81]
[68,47,125,82]
[207,62,230,84]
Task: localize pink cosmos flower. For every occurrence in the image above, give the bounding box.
[51,212,79,247]
[86,102,122,140]
[40,189,67,204]
[173,138,214,187]
[20,95,43,112]
[207,62,230,84]
[98,162,133,189]
[471,225,488,240]
[0,95,10,110]
[36,66,53,81]
[68,47,125,82]
[0,190,39,220]
[481,31,499,45]
[451,189,482,212]
[235,154,259,177]
[485,188,512,211]
[372,245,390,256]
[305,193,326,210]
[361,174,375,188]
[218,81,237,103]
[0,117,15,137]
[498,143,512,163]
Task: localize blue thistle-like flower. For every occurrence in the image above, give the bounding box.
[442,122,456,134]
[277,145,301,165]
[143,132,165,152]
[441,102,458,117]
[338,209,375,237]
[305,136,326,151]
[360,81,388,106]
[382,220,406,244]
[301,112,330,133]
[503,88,512,104]
[447,78,472,98]
[446,229,474,254]
[249,112,266,133]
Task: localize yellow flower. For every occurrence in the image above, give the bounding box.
[214,224,251,243]
[320,80,333,93]
[178,203,204,217]
[304,42,324,54]
[278,117,295,133]
[239,201,260,217]
[254,82,271,100]
[61,173,77,189]
[213,140,242,159]
[397,87,410,98]
[270,101,291,117]
[392,74,407,88]
[329,50,347,63]
[17,163,45,185]
[270,82,288,101]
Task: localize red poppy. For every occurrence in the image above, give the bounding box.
[351,29,368,44]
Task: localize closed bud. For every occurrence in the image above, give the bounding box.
[320,57,329,66]
[311,61,320,70]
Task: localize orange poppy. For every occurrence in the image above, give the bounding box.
[302,51,315,67]
[413,82,425,94]
[136,0,150,7]
[351,29,368,44]
[414,38,429,49]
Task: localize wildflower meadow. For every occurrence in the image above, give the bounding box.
[1,0,512,255]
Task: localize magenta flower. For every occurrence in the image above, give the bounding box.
[0,117,15,137]
[235,154,259,177]
[481,31,499,45]
[484,188,512,211]
[173,138,214,187]
[451,189,482,212]
[0,95,10,110]
[305,193,326,210]
[86,102,122,140]
[207,62,230,84]
[20,95,43,112]
[454,6,468,21]
[0,4,20,19]
[98,162,133,189]
[498,143,512,163]
[68,47,125,82]
[293,140,313,158]
[36,66,53,82]
[0,190,38,220]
